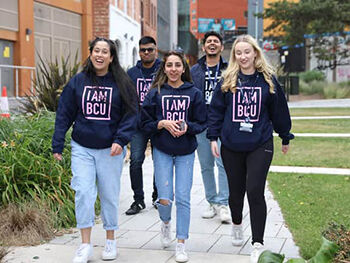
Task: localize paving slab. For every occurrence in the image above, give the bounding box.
[5,155,300,262]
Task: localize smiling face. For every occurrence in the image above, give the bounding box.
[164,55,184,87]
[202,35,224,57]
[234,41,257,74]
[90,41,113,76]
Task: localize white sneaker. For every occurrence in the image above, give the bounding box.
[175,243,188,262]
[250,242,265,263]
[231,224,244,246]
[102,239,117,260]
[219,205,231,223]
[160,222,173,248]
[201,203,217,218]
[73,243,93,263]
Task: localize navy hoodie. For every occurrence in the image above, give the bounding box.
[127,59,161,105]
[190,55,228,106]
[207,71,294,152]
[52,71,137,154]
[140,81,207,156]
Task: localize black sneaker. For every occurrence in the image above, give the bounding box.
[125,201,146,215]
[152,199,158,210]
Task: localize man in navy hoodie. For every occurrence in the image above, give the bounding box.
[190,31,231,223]
[125,36,160,215]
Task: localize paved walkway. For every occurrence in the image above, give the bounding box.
[5,155,300,263]
[288,98,350,108]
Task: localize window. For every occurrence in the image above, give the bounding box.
[192,15,196,20]
[192,10,196,14]
[192,0,196,3]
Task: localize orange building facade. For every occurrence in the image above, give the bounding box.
[190,0,248,42]
[0,0,93,96]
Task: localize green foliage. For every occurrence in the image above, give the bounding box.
[299,80,326,95]
[323,222,350,262]
[261,0,350,71]
[258,238,338,263]
[323,82,350,99]
[298,70,326,83]
[0,111,75,228]
[21,53,80,114]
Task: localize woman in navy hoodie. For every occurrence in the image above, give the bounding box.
[140,51,206,262]
[52,37,137,263]
[207,35,294,263]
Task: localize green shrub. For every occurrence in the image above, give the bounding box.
[338,80,350,88]
[323,222,350,262]
[0,111,75,229]
[299,80,326,95]
[21,53,80,114]
[259,237,338,263]
[323,83,350,99]
[299,70,326,83]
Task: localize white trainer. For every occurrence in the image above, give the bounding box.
[231,224,244,246]
[175,242,188,262]
[219,205,231,223]
[250,242,265,263]
[201,203,217,218]
[160,222,173,248]
[102,239,117,260]
[73,243,93,263]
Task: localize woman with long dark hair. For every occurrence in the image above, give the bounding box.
[208,35,294,262]
[140,51,207,262]
[52,37,137,263]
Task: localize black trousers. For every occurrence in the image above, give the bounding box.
[221,139,273,244]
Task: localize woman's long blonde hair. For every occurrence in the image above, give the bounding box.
[221,34,275,94]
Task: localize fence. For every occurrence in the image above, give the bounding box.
[0,65,36,97]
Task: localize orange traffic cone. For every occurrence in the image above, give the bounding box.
[0,86,10,118]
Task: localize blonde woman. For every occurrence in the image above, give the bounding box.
[207,35,294,263]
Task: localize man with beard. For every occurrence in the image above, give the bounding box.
[126,36,160,215]
[190,31,230,223]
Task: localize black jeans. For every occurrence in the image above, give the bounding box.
[129,131,157,202]
[221,139,273,244]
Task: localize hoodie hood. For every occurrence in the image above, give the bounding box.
[162,81,194,91]
[136,58,161,71]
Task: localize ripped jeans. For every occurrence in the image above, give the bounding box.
[153,147,194,240]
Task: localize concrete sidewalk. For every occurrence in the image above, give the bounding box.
[288,98,350,108]
[5,155,300,263]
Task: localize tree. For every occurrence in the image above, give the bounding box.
[261,0,350,81]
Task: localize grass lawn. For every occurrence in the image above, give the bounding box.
[290,107,350,117]
[268,172,350,259]
[291,119,350,133]
[272,137,350,168]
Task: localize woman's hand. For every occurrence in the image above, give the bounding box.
[53,153,62,161]
[211,141,220,158]
[173,121,187,137]
[158,120,182,137]
[111,143,123,156]
[282,144,289,154]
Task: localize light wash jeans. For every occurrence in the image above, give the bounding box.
[153,147,194,240]
[70,139,125,230]
[196,130,229,206]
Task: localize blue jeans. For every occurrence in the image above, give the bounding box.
[196,130,229,206]
[153,147,194,240]
[129,130,157,202]
[71,140,125,230]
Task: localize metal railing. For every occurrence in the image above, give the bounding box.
[0,64,36,97]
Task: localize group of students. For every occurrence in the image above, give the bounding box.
[52,31,293,263]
